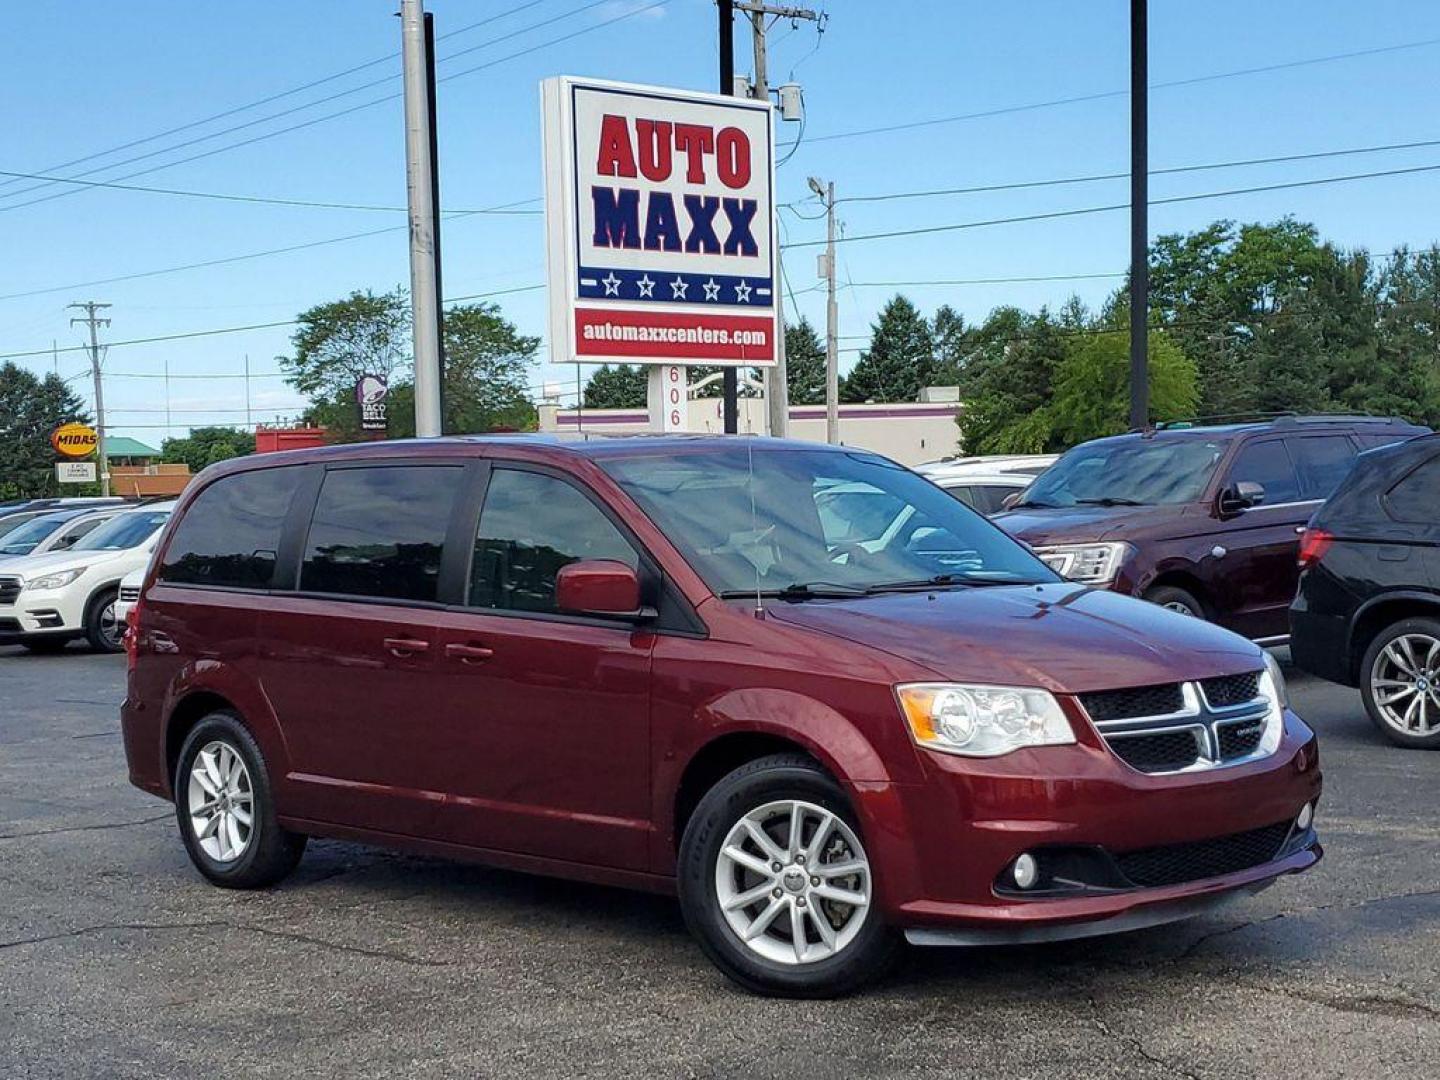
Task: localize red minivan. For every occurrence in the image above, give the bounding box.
[122,436,1322,996]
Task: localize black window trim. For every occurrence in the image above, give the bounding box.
[1224,434,1306,509]
[457,459,706,637]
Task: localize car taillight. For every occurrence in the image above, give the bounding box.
[1297,527,1334,569]
[124,599,142,671]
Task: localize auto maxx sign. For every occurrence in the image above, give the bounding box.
[542,76,777,367]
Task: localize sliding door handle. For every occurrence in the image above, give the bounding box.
[445,642,494,663]
[383,637,430,657]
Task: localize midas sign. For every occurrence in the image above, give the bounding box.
[542,77,777,367]
[51,422,99,458]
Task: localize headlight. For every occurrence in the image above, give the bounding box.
[25,568,85,591]
[1033,542,1131,584]
[1256,652,1289,755]
[896,683,1076,757]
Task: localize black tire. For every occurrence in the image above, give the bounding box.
[1144,584,1206,620]
[174,712,306,888]
[1359,617,1440,750]
[83,586,123,652]
[21,637,70,654]
[677,752,901,998]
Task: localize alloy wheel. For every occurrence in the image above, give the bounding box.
[1371,633,1440,737]
[714,799,871,966]
[187,741,255,863]
[97,600,120,648]
[1162,600,1198,617]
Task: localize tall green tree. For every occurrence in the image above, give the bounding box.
[784,317,827,405]
[438,302,539,432]
[1046,330,1199,446]
[842,295,935,403]
[930,304,970,386]
[956,307,1070,453]
[160,426,255,472]
[583,364,647,409]
[0,363,91,498]
[281,288,409,400]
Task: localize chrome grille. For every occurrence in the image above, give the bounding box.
[1081,672,1272,775]
[0,576,20,606]
[119,586,141,602]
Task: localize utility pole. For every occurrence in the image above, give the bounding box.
[1129,0,1149,430]
[718,0,739,434]
[400,0,442,437]
[244,353,252,431]
[808,177,839,444]
[424,10,447,431]
[738,4,818,438]
[68,301,111,496]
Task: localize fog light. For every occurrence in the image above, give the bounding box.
[1013,853,1039,890]
[1296,802,1314,831]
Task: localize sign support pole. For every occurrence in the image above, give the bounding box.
[718,0,739,435]
[401,0,443,438]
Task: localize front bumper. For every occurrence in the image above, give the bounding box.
[853,708,1322,936]
[0,601,78,636]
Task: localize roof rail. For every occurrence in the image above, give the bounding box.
[1149,411,1295,432]
[1270,413,1394,426]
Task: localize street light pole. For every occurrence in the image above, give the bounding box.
[401,0,442,438]
[1129,0,1149,430]
[809,177,838,444]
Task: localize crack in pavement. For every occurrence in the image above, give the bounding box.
[0,812,173,841]
[0,920,450,968]
[1085,991,1202,1080]
[1230,978,1440,1022]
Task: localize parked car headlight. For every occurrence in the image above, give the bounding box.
[1032,541,1132,584]
[25,568,85,592]
[1258,652,1288,755]
[896,683,1076,757]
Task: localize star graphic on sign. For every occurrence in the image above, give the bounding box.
[636,274,656,298]
[733,279,753,303]
[670,276,689,299]
[601,272,622,296]
[702,278,721,301]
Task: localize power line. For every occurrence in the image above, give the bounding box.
[0,0,555,194]
[0,167,543,214]
[788,36,1440,148]
[835,137,1440,205]
[0,0,669,214]
[784,162,1440,249]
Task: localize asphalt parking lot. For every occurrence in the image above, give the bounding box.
[1,645,1436,1078]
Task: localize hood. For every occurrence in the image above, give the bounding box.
[994,503,1200,546]
[0,547,128,580]
[762,583,1259,694]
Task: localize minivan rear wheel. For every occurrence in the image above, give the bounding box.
[175,712,306,887]
[678,753,900,997]
[1360,618,1440,749]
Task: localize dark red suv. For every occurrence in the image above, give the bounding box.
[995,416,1428,641]
[122,436,1321,996]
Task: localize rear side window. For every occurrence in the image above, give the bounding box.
[160,467,302,588]
[301,466,458,603]
[1288,435,1357,501]
[469,468,637,613]
[1228,439,1300,505]
[1385,456,1440,523]
[965,484,1014,515]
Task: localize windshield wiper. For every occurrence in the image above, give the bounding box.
[867,575,1034,593]
[718,581,868,600]
[1007,499,1058,509]
[1074,497,1148,507]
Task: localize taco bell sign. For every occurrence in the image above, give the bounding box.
[542,76,777,367]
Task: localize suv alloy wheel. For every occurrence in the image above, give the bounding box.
[1361,617,1440,749]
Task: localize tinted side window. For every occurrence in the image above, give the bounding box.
[967,485,1013,515]
[1228,440,1300,505]
[1288,435,1357,501]
[301,466,458,603]
[1386,456,1440,523]
[941,484,977,510]
[469,469,637,613]
[160,467,303,588]
[59,517,108,544]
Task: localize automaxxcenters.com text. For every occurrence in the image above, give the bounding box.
[582,322,768,347]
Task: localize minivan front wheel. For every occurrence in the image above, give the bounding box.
[678,753,900,997]
[175,713,306,887]
[1361,618,1440,749]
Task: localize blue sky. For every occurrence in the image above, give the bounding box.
[5,0,1440,443]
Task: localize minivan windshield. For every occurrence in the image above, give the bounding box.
[71,510,169,552]
[1018,438,1229,508]
[601,446,1057,597]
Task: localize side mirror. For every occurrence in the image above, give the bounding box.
[1000,491,1022,511]
[555,559,647,619]
[1218,480,1266,516]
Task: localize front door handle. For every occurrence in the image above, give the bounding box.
[383,637,430,657]
[445,642,494,663]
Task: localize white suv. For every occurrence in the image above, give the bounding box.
[913,455,1058,516]
[0,502,174,653]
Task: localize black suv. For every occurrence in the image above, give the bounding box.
[1291,433,1440,748]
